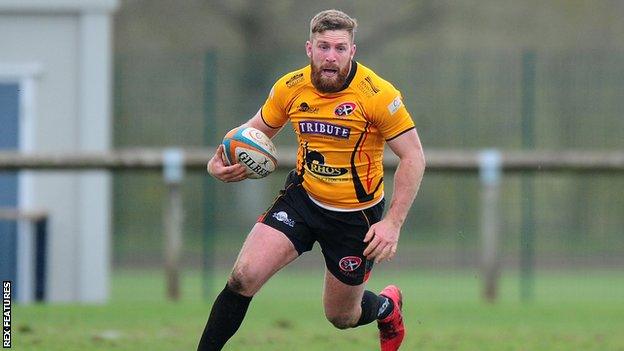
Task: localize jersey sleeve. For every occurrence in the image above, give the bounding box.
[260,81,290,129]
[369,85,415,141]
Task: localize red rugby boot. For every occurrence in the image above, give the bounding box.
[377,285,405,351]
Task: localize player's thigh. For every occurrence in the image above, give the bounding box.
[322,268,365,318]
[229,222,298,295]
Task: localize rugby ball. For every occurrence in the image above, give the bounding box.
[222,127,278,179]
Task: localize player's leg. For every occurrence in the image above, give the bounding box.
[197,222,299,351]
[317,199,405,350]
[227,222,299,295]
[323,266,405,351]
[198,171,314,350]
[322,268,394,329]
[322,269,365,328]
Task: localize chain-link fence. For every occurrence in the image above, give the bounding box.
[112,50,624,272]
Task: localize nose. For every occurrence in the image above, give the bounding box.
[324,50,337,63]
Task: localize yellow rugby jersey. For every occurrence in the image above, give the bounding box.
[261,61,415,210]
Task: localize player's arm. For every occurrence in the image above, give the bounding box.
[363,128,425,263]
[207,109,286,182]
[208,74,289,182]
[241,109,285,140]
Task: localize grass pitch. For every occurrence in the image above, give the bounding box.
[12,269,624,350]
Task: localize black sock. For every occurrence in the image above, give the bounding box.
[355,290,395,326]
[197,284,253,351]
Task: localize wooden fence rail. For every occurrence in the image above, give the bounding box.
[2,148,622,302]
[1,148,624,172]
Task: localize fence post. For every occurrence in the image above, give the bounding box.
[521,50,537,302]
[34,216,48,301]
[163,148,184,301]
[479,149,502,303]
[202,50,217,301]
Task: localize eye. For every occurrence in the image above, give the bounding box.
[319,44,329,50]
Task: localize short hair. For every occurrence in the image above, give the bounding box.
[309,9,357,42]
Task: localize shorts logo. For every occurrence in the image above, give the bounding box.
[334,102,356,117]
[339,256,362,272]
[272,211,295,227]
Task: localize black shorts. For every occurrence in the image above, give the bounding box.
[259,170,385,286]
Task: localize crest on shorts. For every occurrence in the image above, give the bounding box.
[339,256,362,272]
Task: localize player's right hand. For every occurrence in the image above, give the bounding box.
[207,144,248,183]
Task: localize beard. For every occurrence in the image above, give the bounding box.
[310,60,350,93]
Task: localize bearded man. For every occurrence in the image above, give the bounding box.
[199,9,426,351]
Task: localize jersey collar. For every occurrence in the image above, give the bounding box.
[337,60,358,92]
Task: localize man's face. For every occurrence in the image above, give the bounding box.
[306,30,356,93]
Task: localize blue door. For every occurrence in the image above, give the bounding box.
[0,83,19,289]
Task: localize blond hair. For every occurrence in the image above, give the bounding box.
[309,9,357,42]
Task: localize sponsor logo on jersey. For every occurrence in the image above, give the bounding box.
[297,102,319,114]
[339,256,362,272]
[286,73,304,88]
[298,121,351,139]
[357,76,381,97]
[272,211,295,227]
[305,149,349,177]
[307,162,349,177]
[334,102,357,117]
[387,96,403,115]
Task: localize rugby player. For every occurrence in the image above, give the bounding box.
[199,9,425,351]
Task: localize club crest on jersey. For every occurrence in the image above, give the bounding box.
[339,256,362,272]
[334,102,357,117]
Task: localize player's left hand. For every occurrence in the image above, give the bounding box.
[363,219,401,264]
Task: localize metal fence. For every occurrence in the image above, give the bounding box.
[111,49,624,277]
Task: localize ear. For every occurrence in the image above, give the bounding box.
[305,40,312,58]
[350,44,357,60]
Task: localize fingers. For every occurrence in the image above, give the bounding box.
[363,223,399,263]
[365,238,386,261]
[207,145,250,183]
[366,241,397,263]
[363,236,378,257]
[363,227,375,243]
[220,164,247,182]
[226,166,249,182]
[374,244,397,264]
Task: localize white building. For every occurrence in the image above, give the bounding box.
[0,0,119,303]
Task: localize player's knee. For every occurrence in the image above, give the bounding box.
[227,266,257,296]
[325,312,357,330]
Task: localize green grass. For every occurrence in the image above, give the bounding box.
[12,269,624,350]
